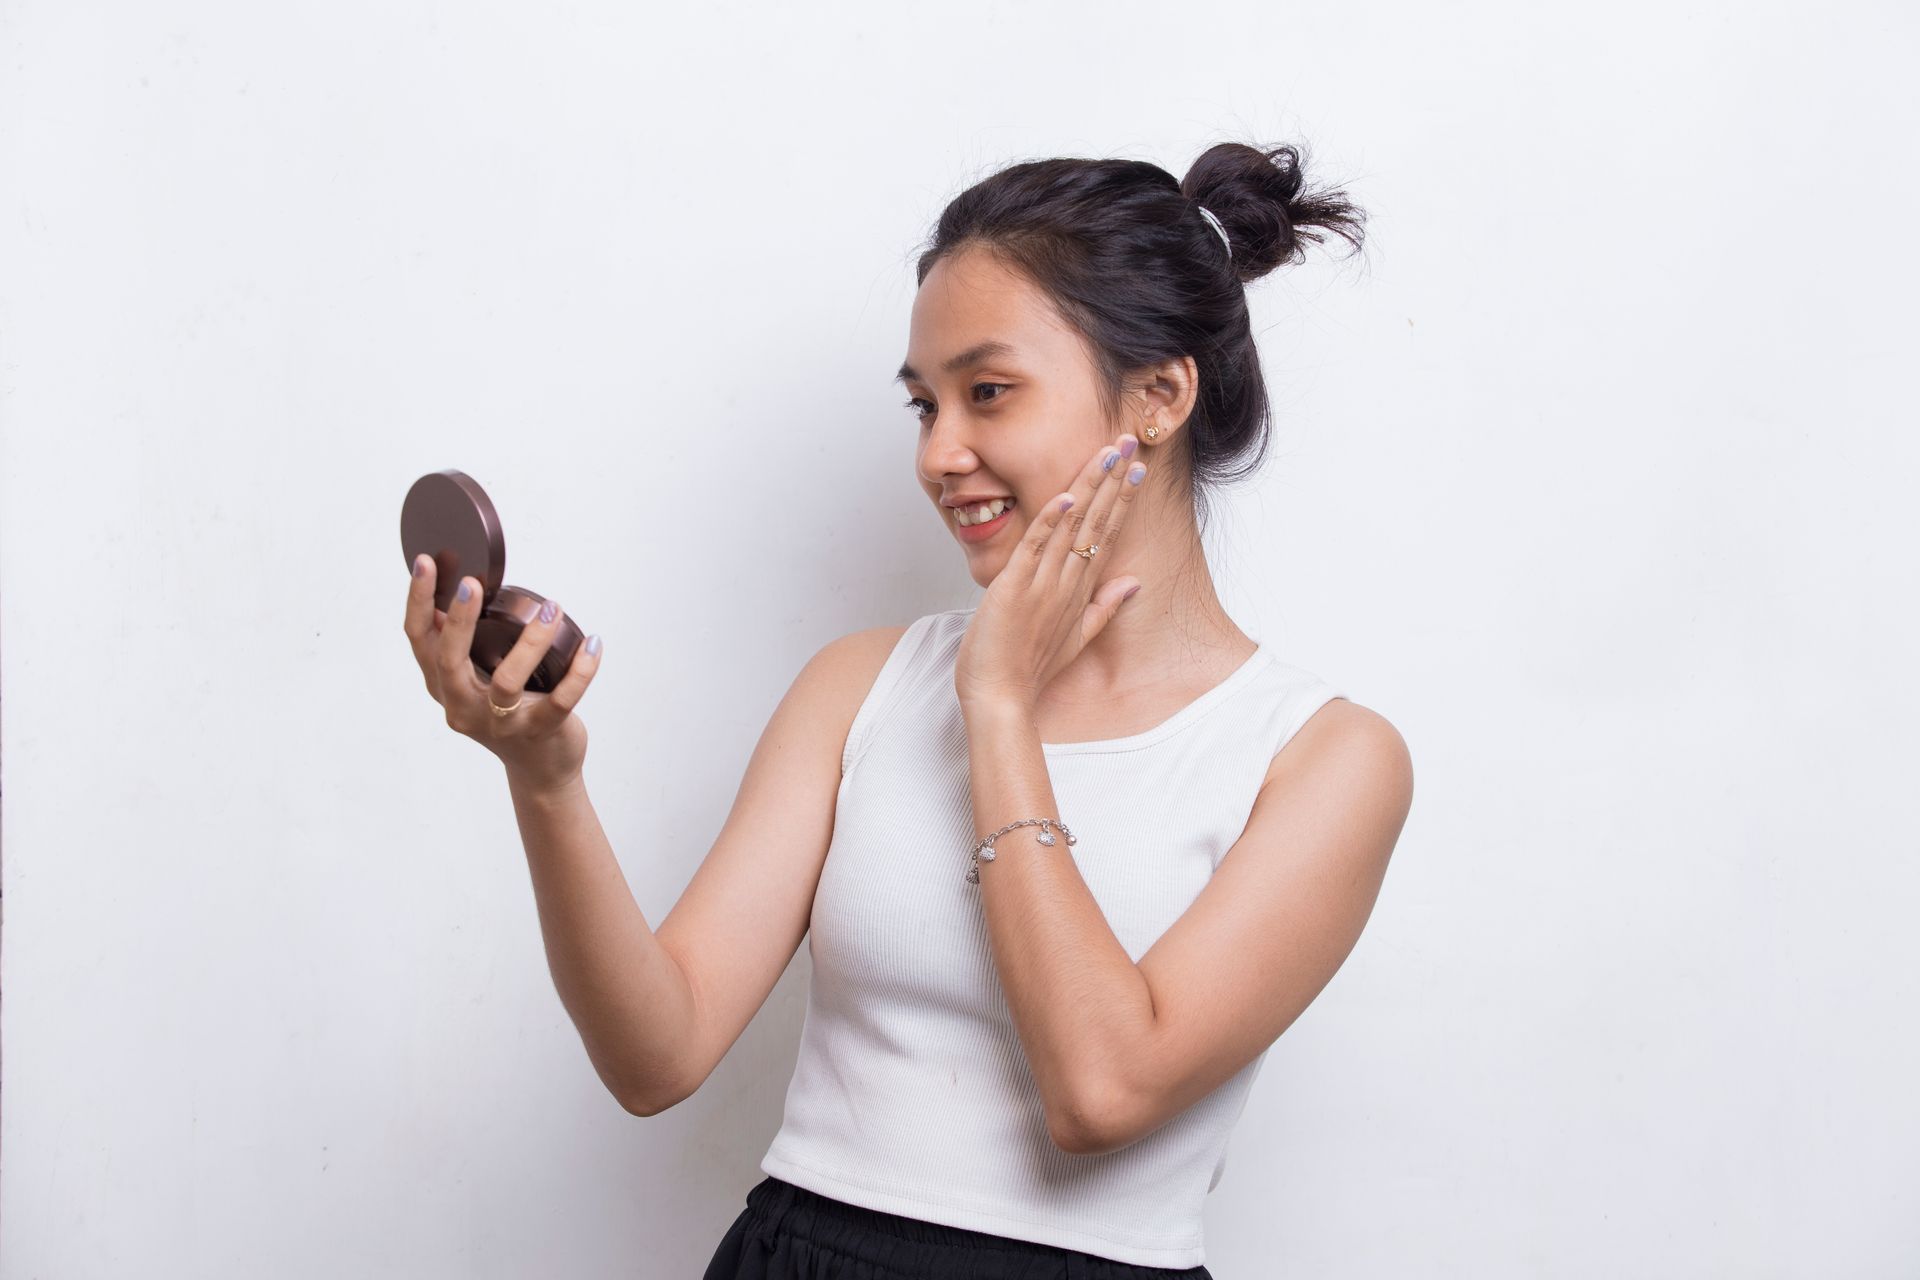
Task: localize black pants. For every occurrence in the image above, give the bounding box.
[704,1175,1215,1280]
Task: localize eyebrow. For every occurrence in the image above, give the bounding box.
[895,340,1018,386]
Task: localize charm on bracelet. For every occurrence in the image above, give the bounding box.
[966,817,1077,883]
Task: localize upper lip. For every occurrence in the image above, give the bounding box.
[941,494,1016,508]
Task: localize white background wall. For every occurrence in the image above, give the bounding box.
[3,1,1915,1275]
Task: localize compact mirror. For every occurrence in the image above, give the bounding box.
[399,469,585,692]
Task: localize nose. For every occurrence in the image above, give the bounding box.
[916,406,981,487]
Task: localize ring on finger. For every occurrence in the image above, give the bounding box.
[488,692,524,716]
[1075,446,1128,555]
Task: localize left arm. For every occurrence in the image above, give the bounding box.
[964,695,1157,1154]
[968,695,1412,1156]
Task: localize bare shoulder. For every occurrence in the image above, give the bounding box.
[800,623,914,762]
[1263,695,1414,809]
[809,622,912,689]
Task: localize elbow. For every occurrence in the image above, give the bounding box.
[617,1067,698,1118]
[620,1082,688,1118]
[1048,1113,1129,1158]
[604,1033,706,1118]
[621,1091,667,1118]
[1046,1081,1132,1157]
[1048,1120,1106,1158]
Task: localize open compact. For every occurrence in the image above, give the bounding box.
[399,469,586,692]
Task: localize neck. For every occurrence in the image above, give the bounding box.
[1032,501,1251,704]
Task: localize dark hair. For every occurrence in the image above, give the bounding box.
[912,140,1367,535]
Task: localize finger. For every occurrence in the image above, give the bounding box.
[435,574,490,719]
[1079,575,1143,650]
[403,553,446,698]
[1059,434,1143,589]
[1042,438,1126,580]
[486,597,568,717]
[531,631,603,726]
[1015,486,1081,584]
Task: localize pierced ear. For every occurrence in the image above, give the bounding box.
[1129,356,1197,443]
[1134,358,1198,419]
[1133,396,1163,442]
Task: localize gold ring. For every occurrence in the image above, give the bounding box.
[1071,543,1098,560]
[488,693,524,716]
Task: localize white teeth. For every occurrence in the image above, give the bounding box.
[956,498,1012,526]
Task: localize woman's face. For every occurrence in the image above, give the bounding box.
[897,244,1132,587]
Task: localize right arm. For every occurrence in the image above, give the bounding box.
[403,553,907,1115]
[505,623,906,1115]
[502,767,694,1115]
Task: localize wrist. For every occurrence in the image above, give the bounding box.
[960,695,1039,733]
[503,762,588,807]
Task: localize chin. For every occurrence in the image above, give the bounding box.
[970,549,1018,589]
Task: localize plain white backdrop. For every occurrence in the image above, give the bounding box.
[3,1,1915,1275]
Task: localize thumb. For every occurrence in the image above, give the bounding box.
[1083,578,1143,636]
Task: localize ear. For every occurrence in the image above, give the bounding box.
[1129,355,1199,444]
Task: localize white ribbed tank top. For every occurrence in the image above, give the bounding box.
[759,606,1347,1268]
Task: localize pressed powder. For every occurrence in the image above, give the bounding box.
[400,468,586,692]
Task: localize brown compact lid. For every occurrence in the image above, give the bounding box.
[400,469,507,611]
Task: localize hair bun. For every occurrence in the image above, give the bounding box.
[1181,141,1366,281]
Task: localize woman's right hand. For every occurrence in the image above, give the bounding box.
[402,553,602,792]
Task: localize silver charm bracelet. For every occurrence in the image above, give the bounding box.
[967,817,1077,884]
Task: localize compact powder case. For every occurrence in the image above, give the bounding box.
[400,469,586,692]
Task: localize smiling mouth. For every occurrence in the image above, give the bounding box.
[950,497,1017,526]
[951,498,1018,541]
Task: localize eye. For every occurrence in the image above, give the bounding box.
[901,383,1010,423]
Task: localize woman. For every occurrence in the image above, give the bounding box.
[402,139,1412,1278]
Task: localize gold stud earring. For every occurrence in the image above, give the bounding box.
[1143,425,1159,440]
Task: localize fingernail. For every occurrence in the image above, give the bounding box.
[1119,436,1138,458]
[412,554,425,578]
[1058,495,1074,511]
[456,578,472,603]
[1102,450,1118,472]
[539,599,558,624]
[1123,583,1142,601]
[1127,463,1145,485]
[586,635,602,657]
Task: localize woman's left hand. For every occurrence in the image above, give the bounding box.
[954,432,1147,714]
